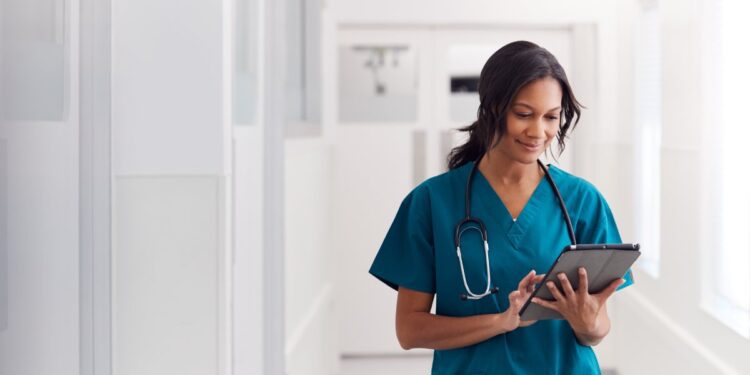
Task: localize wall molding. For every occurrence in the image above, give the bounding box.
[621,288,740,375]
[285,282,334,357]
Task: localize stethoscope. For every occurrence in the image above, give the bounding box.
[454,158,577,300]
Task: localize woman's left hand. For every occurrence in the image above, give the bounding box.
[531,267,624,336]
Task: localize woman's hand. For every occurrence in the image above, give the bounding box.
[531,267,624,340]
[501,269,546,331]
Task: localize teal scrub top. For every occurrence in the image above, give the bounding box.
[369,161,634,375]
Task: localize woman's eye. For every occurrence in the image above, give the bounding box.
[547,116,559,121]
[516,113,532,118]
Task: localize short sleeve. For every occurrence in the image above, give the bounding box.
[368,186,436,293]
[575,185,634,291]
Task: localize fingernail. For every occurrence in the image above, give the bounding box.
[547,282,554,287]
[579,268,585,274]
[532,298,539,303]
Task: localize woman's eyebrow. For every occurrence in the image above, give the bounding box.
[513,102,562,112]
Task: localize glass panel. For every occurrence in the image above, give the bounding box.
[233,0,259,125]
[286,0,304,121]
[338,45,418,123]
[1,0,67,122]
[634,3,662,278]
[447,45,496,123]
[285,0,321,131]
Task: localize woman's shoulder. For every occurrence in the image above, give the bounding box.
[547,164,607,202]
[412,162,473,197]
[389,165,468,223]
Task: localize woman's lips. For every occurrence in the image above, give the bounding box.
[517,140,542,151]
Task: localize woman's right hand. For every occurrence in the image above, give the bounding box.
[501,269,546,331]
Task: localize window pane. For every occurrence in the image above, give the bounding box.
[717,0,750,311]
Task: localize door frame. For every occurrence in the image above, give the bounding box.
[79,0,112,373]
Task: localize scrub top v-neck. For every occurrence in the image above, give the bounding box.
[369,161,633,375]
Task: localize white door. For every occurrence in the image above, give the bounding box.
[334,26,578,355]
[431,28,574,171]
[0,0,83,374]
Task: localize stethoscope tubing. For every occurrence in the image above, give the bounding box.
[455,158,576,301]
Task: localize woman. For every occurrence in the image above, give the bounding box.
[368,41,634,374]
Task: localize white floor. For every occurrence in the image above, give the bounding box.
[339,355,433,375]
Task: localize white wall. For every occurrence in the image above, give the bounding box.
[112,0,232,176]
[284,138,339,375]
[111,0,233,374]
[232,126,265,375]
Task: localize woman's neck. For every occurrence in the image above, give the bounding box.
[477,150,542,186]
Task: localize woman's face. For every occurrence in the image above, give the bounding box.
[494,76,563,164]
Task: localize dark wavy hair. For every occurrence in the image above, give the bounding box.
[447,41,583,170]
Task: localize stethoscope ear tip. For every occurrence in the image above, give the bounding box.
[491,287,499,294]
[460,294,468,301]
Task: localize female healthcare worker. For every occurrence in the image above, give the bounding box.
[369,40,634,374]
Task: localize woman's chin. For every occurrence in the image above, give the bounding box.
[511,153,542,164]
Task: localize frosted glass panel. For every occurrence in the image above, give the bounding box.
[286,0,304,122]
[234,0,259,125]
[285,0,321,129]
[447,45,496,123]
[338,45,418,123]
[1,0,67,122]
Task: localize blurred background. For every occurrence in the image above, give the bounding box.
[0,0,749,374]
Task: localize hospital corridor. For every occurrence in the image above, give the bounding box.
[1,0,750,374]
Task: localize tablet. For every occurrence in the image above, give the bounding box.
[519,243,640,321]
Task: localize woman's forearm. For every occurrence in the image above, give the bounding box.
[396,311,513,350]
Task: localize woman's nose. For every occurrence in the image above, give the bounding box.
[526,117,546,138]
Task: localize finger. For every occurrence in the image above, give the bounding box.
[531,274,546,290]
[577,267,589,297]
[532,297,559,312]
[509,290,519,301]
[508,290,522,308]
[557,273,576,300]
[596,278,625,302]
[518,269,536,292]
[546,280,566,302]
[522,272,543,296]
